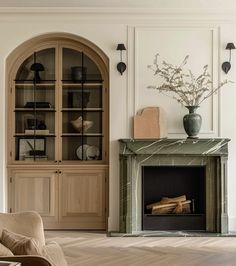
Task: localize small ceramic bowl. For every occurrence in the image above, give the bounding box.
[70,116,93,132]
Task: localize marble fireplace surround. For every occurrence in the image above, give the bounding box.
[118,138,230,236]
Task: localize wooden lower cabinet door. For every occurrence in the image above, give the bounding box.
[59,168,106,230]
[9,169,58,225]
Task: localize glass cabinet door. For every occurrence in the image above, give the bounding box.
[61,48,103,161]
[14,48,56,162]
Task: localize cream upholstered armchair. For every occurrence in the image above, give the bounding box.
[0,211,67,266]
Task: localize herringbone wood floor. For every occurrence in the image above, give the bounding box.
[45,231,236,266]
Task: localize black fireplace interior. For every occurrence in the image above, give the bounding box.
[142,165,206,231]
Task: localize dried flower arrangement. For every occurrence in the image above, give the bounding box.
[147,54,229,106]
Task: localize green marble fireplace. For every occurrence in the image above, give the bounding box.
[119,138,230,235]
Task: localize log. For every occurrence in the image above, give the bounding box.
[152,200,191,215]
[161,195,186,204]
[152,200,191,210]
[146,195,187,210]
[146,195,191,215]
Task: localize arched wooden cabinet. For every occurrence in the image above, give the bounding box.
[7,34,109,230]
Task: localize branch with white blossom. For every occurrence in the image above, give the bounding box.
[148,55,231,106]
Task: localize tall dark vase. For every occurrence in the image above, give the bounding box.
[183,106,202,138]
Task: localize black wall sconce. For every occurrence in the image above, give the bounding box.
[116,43,126,75]
[222,42,236,74]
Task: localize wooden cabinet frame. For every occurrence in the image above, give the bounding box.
[6,33,109,230]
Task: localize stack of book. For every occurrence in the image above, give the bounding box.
[23,155,48,161]
[25,129,49,135]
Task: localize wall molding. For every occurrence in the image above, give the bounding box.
[0,7,236,15]
[1,7,236,21]
[132,25,221,136]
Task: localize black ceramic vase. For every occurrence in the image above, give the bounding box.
[183,106,202,138]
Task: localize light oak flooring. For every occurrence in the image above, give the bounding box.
[45,231,236,266]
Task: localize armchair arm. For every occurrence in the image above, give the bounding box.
[0,255,52,266]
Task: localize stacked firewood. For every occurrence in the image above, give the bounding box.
[146,195,191,214]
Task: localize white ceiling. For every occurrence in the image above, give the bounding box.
[1,0,236,8]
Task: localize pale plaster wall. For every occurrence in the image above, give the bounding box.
[0,9,236,231]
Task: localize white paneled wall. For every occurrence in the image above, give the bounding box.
[134,26,219,137]
[1,8,236,231]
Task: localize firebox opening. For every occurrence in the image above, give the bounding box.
[142,165,206,231]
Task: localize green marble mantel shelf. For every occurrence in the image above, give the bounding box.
[119,138,230,157]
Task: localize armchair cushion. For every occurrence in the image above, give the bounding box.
[0,243,14,256]
[1,229,42,255]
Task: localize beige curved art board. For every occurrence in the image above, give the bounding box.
[134,107,167,138]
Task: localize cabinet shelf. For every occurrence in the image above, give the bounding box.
[62,83,103,88]
[61,108,103,112]
[15,79,56,83]
[15,84,55,88]
[14,108,56,112]
[14,134,56,137]
[62,133,103,137]
[62,79,103,83]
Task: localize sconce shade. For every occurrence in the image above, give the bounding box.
[222,61,231,74]
[226,43,236,50]
[117,62,126,75]
[116,43,126,51]
[222,42,235,73]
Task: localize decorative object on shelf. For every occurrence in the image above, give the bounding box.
[76,144,90,160]
[23,114,34,131]
[18,137,46,160]
[27,118,38,130]
[24,102,51,108]
[71,66,87,81]
[76,144,100,160]
[23,114,46,131]
[116,43,126,75]
[183,106,202,138]
[25,129,49,135]
[37,120,47,130]
[134,107,167,139]
[68,91,90,108]
[148,54,230,138]
[70,116,93,132]
[222,42,236,74]
[23,155,48,161]
[30,62,45,83]
[86,145,100,160]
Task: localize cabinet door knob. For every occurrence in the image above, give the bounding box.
[59,171,62,174]
[54,160,58,163]
[55,170,58,174]
[59,160,62,163]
